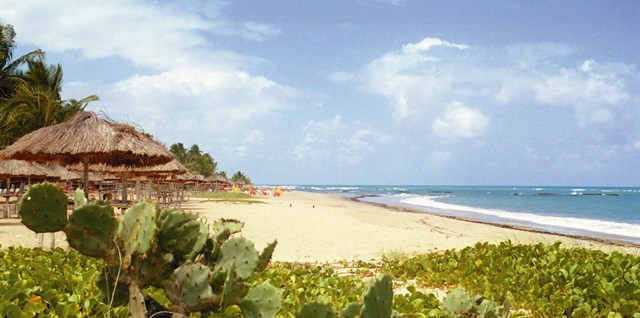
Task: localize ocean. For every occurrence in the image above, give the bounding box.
[290,185,640,245]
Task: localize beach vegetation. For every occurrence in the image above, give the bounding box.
[231,171,252,185]
[195,191,265,204]
[2,241,640,317]
[15,183,280,318]
[169,143,220,178]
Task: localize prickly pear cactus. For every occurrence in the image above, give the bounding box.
[133,248,175,287]
[442,286,474,316]
[19,182,68,233]
[297,302,336,318]
[65,203,117,258]
[96,267,129,307]
[185,221,209,261]
[361,275,393,318]
[211,218,244,236]
[121,201,157,256]
[340,302,363,318]
[157,209,202,257]
[213,236,259,280]
[164,263,215,314]
[475,296,498,317]
[240,281,283,318]
[257,240,278,272]
[221,264,236,309]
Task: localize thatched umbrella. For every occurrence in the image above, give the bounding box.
[0,159,50,188]
[68,159,187,200]
[0,111,174,198]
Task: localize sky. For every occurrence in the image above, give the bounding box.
[4,1,640,186]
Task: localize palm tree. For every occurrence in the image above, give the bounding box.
[231,171,251,185]
[170,143,188,162]
[17,59,63,100]
[0,23,98,148]
[0,22,43,99]
[0,81,98,147]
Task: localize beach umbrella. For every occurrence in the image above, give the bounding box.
[0,159,50,188]
[0,111,175,198]
[67,159,188,200]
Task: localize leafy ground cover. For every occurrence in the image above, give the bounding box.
[194,191,265,204]
[1,242,639,317]
[382,241,640,317]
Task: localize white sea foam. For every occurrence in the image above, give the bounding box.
[401,196,640,239]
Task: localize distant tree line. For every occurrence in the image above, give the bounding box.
[169,142,252,184]
[0,21,97,148]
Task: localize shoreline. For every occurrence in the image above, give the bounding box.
[1,191,639,262]
[348,195,640,250]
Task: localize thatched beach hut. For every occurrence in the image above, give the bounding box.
[0,111,175,197]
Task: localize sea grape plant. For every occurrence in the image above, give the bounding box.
[297,275,395,318]
[18,182,280,318]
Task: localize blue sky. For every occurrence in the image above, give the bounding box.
[5,1,640,186]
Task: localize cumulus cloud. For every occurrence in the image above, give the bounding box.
[5,0,279,71]
[104,66,303,148]
[431,101,489,143]
[532,64,630,126]
[358,36,637,134]
[294,116,388,164]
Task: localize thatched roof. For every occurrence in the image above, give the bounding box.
[0,159,50,178]
[207,174,229,183]
[67,159,188,178]
[0,111,174,167]
[46,163,79,180]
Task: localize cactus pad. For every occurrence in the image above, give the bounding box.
[340,302,363,318]
[361,275,393,318]
[134,249,175,287]
[240,281,282,318]
[221,263,236,308]
[185,221,209,261]
[214,236,259,280]
[157,209,202,257]
[211,218,244,236]
[164,263,215,313]
[257,240,278,272]
[296,302,335,318]
[19,182,68,233]
[121,201,157,256]
[65,203,117,258]
[442,286,473,316]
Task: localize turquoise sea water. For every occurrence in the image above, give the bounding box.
[290,185,640,244]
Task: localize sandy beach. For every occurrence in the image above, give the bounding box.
[1,191,638,262]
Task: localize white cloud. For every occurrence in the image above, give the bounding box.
[103,66,303,148]
[357,36,637,134]
[432,101,489,143]
[425,151,454,169]
[240,22,282,42]
[5,0,279,71]
[532,67,630,126]
[294,116,389,164]
[402,37,468,53]
[3,0,304,161]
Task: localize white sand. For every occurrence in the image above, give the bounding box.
[1,191,638,262]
